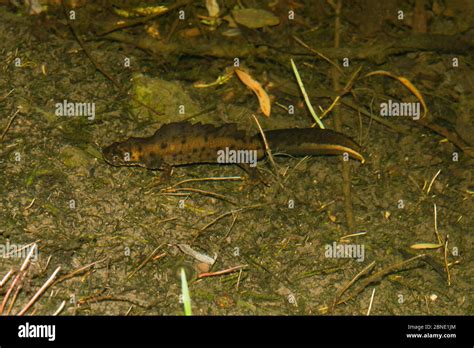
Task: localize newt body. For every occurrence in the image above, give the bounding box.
[102,122,364,171]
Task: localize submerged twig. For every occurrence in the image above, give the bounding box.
[1,108,20,142]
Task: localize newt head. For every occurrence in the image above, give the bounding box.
[102,141,143,167]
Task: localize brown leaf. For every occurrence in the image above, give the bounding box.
[234,68,271,117]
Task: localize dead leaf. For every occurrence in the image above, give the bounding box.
[410,243,443,250]
[234,68,271,117]
[364,70,428,119]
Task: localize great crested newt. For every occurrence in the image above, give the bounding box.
[102,122,365,173]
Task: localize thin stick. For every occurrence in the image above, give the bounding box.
[319,67,361,120]
[128,245,164,279]
[167,187,236,204]
[366,288,376,315]
[21,244,38,272]
[168,176,242,189]
[152,252,167,261]
[24,198,36,210]
[293,36,343,73]
[6,281,22,315]
[5,241,40,259]
[197,264,248,279]
[1,108,20,142]
[444,235,451,286]
[200,210,238,232]
[54,257,107,284]
[198,204,264,233]
[433,204,443,245]
[125,305,133,316]
[17,266,61,316]
[332,261,376,310]
[0,88,14,102]
[338,254,426,305]
[155,217,179,225]
[1,245,38,313]
[0,269,14,287]
[43,255,52,273]
[77,295,150,308]
[223,213,238,239]
[339,231,367,241]
[0,273,20,314]
[426,169,441,194]
[319,95,340,120]
[251,113,280,181]
[53,300,66,316]
[290,59,325,129]
[236,268,243,291]
[329,0,356,232]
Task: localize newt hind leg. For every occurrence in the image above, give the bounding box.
[151,163,174,186]
[237,163,270,187]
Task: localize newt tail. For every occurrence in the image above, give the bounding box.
[102,122,364,171]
